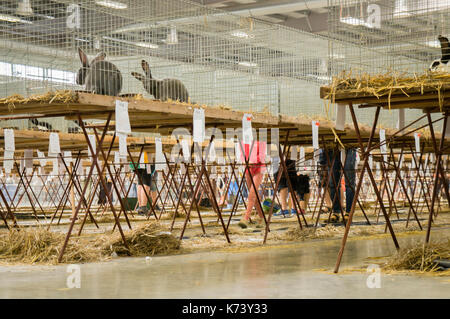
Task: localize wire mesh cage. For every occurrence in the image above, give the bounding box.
[327,0,450,128]
[0,0,331,132]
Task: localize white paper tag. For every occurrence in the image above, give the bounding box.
[356,151,360,168]
[312,121,319,150]
[208,141,216,163]
[379,129,387,157]
[335,104,346,131]
[77,160,84,176]
[24,149,33,169]
[155,137,165,171]
[63,151,72,165]
[49,153,58,176]
[88,135,96,157]
[3,151,14,174]
[414,133,420,153]
[369,154,373,170]
[4,129,15,152]
[235,142,242,163]
[115,100,131,135]
[118,132,127,156]
[290,146,298,161]
[181,138,191,163]
[114,151,120,169]
[299,146,305,165]
[193,108,205,143]
[37,150,47,167]
[49,132,61,154]
[242,114,253,145]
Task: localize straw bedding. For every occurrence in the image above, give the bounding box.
[0,222,181,264]
[0,228,101,264]
[104,223,181,257]
[324,70,450,111]
[384,239,450,272]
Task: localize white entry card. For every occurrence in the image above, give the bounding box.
[37,150,47,167]
[335,104,346,131]
[4,129,15,152]
[115,100,131,135]
[414,133,420,153]
[193,108,205,143]
[208,141,216,163]
[49,133,61,154]
[155,137,165,171]
[63,151,72,164]
[24,149,33,169]
[379,129,386,154]
[312,121,319,150]
[242,114,253,145]
[3,150,14,174]
[290,146,298,161]
[181,138,190,163]
[118,132,127,156]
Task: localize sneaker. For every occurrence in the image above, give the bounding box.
[273,209,290,218]
[290,209,297,217]
[238,218,249,229]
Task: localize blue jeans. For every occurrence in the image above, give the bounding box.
[319,148,356,214]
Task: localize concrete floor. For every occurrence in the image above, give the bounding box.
[0,230,449,299]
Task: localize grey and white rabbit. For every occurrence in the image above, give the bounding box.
[76,48,122,96]
[131,60,189,102]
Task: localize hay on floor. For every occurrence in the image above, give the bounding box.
[104,223,180,257]
[0,227,102,264]
[283,225,343,241]
[384,239,450,272]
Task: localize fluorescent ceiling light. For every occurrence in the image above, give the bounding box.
[114,23,153,33]
[103,36,159,49]
[95,1,127,10]
[231,30,253,39]
[136,42,159,49]
[0,13,32,24]
[75,38,90,43]
[425,40,440,48]
[238,61,257,67]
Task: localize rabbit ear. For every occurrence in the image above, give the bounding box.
[141,60,152,78]
[439,36,450,63]
[131,72,145,82]
[78,48,89,67]
[91,52,106,64]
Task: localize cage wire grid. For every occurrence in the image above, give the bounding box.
[0,0,330,133]
[327,0,450,129]
[0,0,448,132]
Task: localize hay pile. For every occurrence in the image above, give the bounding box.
[325,70,450,111]
[0,90,78,110]
[0,228,102,264]
[104,223,180,257]
[384,239,450,272]
[283,225,343,241]
[0,222,181,264]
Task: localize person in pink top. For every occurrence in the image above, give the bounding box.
[238,140,267,229]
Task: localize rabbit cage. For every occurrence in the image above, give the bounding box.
[0,0,332,132]
[327,0,450,128]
